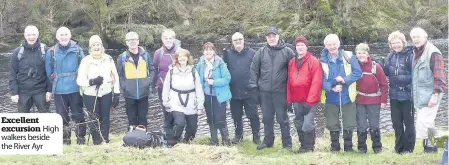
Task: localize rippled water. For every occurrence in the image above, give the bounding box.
[0,39,447,138]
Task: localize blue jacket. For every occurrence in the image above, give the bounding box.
[383,46,414,101]
[320,48,362,105]
[196,55,232,103]
[45,40,85,94]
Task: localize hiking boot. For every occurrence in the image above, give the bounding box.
[330,131,340,152]
[370,129,382,154]
[357,131,367,153]
[343,130,354,152]
[252,135,261,145]
[77,137,86,145]
[63,126,71,145]
[283,146,293,152]
[299,129,315,153]
[232,135,243,144]
[256,143,273,150]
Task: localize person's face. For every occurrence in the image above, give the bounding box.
[411,34,427,48]
[126,37,139,49]
[390,38,404,53]
[325,39,339,55]
[90,43,103,54]
[295,42,308,57]
[232,36,244,49]
[24,29,39,45]
[57,31,71,46]
[162,35,174,49]
[356,50,369,63]
[266,33,279,47]
[203,48,215,60]
[178,54,188,66]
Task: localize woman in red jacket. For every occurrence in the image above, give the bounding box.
[354,43,388,154]
[287,36,323,153]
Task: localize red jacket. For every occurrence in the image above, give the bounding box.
[287,52,323,106]
[355,57,388,104]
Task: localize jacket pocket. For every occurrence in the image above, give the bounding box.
[137,78,151,98]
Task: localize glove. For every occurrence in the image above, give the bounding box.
[11,95,19,103]
[45,92,52,102]
[89,76,104,86]
[301,103,312,116]
[112,93,120,108]
[287,103,293,113]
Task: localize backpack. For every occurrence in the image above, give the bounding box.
[49,44,83,80]
[123,125,166,149]
[120,47,151,76]
[17,43,46,61]
[169,66,197,107]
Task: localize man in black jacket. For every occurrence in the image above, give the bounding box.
[9,25,51,113]
[223,32,261,145]
[249,27,295,150]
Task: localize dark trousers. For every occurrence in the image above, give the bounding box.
[54,92,86,138]
[125,96,149,127]
[390,99,415,153]
[84,93,112,144]
[18,92,50,113]
[204,95,228,143]
[356,104,380,131]
[171,111,198,141]
[293,102,317,149]
[158,88,174,133]
[230,97,260,137]
[260,91,291,147]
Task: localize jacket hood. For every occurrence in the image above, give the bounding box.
[267,39,287,50]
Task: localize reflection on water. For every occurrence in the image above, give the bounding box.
[0,39,447,138]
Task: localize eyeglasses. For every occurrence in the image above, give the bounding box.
[232,38,243,42]
[126,38,139,42]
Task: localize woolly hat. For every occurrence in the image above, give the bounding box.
[89,35,102,47]
[294,36,309,47]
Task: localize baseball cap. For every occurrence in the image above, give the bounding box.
[266,27,278,36]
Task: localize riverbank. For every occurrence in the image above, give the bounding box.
[0,132,443,165]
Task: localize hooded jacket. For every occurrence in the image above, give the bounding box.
[117,47,153,99]
[320,48,362,105]
[287,52,322,106]
[223,47,256,99]
[196,55,232,103]
[162,64,205,115]
[45,40,84,94]
[249,41,295,93]
[355,57,388,104]
[9,40,49,96]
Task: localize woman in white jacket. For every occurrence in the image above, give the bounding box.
[76,35,120,145]
[162,48,204,147]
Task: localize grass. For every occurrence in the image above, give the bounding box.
[0,132,444,165]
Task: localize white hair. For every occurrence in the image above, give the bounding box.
[161,29,176,39]
[323,34,340,46]
[24,25,39,35]
[232,32,244,40]
[56,26,71,37]
[125,31,139,40]
[409,27,428,39]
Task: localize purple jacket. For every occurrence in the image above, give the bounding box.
[152,46,178,88]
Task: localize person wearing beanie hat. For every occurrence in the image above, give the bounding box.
[250,26,295,151]
[77,34,120,145]
[287,36,322,153]
[45,26,86,145]
[117,32,154,132]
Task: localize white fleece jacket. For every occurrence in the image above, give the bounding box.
[77,54,120,97]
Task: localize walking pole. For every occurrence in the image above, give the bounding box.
[209,80,217,145]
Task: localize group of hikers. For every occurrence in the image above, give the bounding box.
[9,25,445,154]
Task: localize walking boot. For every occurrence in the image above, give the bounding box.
[423,139,438,153]
[343,130,354,152]
[76,123,87,145]
[298,129,315,153]
[330,131,341,152]
[232,134,243,144]
[252,134,261,145]
[63,126,72,145]
[219,125,231,146]
[357,130,367,153]
[166,129,177,148]
[370,129,382,153]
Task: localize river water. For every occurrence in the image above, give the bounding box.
[0,39,447,138]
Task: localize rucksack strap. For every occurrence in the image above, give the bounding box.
[18,43,46,61]
[169,67,197,107]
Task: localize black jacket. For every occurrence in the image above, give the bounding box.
[249,41,295,93]
[9,40,50,96]
[223,47,256,99]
